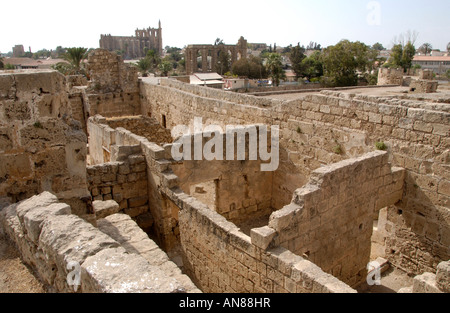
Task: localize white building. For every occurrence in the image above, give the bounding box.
[412,55,450,75]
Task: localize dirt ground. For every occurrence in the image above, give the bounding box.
[0,226,46,293]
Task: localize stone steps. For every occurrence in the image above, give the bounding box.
[97,213,201,293]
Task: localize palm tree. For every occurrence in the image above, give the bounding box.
[447,42,450,54]
[62,47,88,75]
[0,56,4,69]
[419,43,432,56]
[266,53,286,87]
[134,58,152,77]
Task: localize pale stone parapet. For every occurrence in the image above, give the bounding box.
[0,192,189,293]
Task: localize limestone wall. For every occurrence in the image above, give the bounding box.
[140,80,449,276]
[0,70,89,215]
[87,151,151,231]
[172,188,356,293]
[105,115,173,146]
[268,151,405,287]
[0,192,187,293]
[377,68,404,86]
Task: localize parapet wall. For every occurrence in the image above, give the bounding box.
[267,151,404,286]
[0,192,187,293]
[141,80,449,276]
[87,150,152,231]
[140,140,357,293]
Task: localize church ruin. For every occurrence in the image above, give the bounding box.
[0,49,449,293]
[99,21,163,59]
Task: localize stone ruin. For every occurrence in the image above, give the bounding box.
[378,68,439,93]
[0,49,449,293]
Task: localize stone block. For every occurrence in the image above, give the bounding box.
[15,191,59,225]
[413,272,443,293]
[81,248,186,293]
[23,203,71,243]
[128,196,148,208]
[250,226,277,250]
[92,200,120,219]
[436,261,450,293]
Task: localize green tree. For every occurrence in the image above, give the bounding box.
[214,38,224,46]
[389,44,403,68]
[60,47,88,75]
[232,55,267,79]
[159,60,173,77]
[266,53,285,86]
[321,40,373,87]
[215,50,231,75]
[372,42,385,51]
[289,43,306,79]
[146,49,161,70]
[0,57,4,69]
[134,58,152,77]
[402,42,416,71]
[55,46,66,58]
[33,49,51,60]
[301,51,323,79]
[419,43,432,55]
[447,42,450,53]
[306,42,322,50]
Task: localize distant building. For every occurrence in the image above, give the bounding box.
[412,55,450,75]
[184,37,248,75]
[223,78,251,90]
[99,21,163,59]
[2,57,67,70]
[12,45,25,58]
[190,72,224,89]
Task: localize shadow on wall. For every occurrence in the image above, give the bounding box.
[385,171,450,275]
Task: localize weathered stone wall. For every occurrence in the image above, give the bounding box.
[65,49,142,131]
[0,70,89,215]
[85,92,140,118]
[0,192,187,293]
[161,182,356,293]
[87,149,152,232]
[166,126,279,224]
[140,79,449,276]
[120,129,357,293]
[377,68,404,86]
[105,115,173,146]
[268,151,405,287]
[86,49,139,94]
[409,79,439,93]
[87,115,172,165]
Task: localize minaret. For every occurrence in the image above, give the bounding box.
[158,20,163,56]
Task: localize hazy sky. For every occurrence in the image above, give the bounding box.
[1,0,449,53]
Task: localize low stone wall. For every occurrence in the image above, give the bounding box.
[164,188,356,293]
[0,192,187,293]
[409,79,439,93]
[133,133,357,293]
[267,151,405,287]
[87,149,151,231]
[161,78,281,108]
[105,115,173,146]
[377,68,404,86]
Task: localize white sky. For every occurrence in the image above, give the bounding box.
[1,0,449,53]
